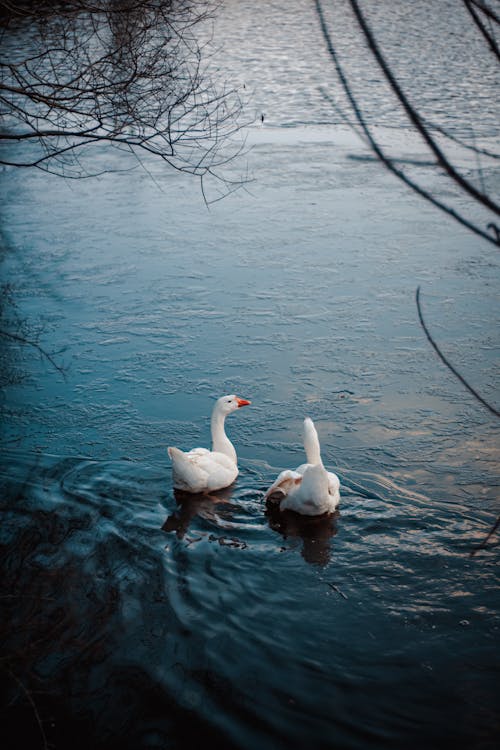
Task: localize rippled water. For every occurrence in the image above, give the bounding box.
[1,2,499,749]
[2,447,499,749]
[209,0,499,137]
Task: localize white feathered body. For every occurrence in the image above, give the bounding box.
[264,417,340,516]
[167,394,250,494]
[168,446,238,493]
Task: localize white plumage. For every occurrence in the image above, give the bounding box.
[264,417,340,516]
[167,394,250,493]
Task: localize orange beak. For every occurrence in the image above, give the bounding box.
[236,397,251,408]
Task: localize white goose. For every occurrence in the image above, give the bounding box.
[167,394,251,493]
[264,417,340,516]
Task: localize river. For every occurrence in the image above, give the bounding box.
[1,2,499,749]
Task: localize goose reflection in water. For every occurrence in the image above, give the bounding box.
[161,487,338,566]
[161,486,236,539]
[265,505,339,567]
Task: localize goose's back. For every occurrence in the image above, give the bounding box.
[169,446,237,492]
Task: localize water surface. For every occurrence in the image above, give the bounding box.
[1,2,499,749]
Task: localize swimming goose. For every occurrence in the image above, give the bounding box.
[167,394,251,493]
[264,417,340,516]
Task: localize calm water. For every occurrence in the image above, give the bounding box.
[1,2,499,749]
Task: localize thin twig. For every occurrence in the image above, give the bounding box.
[464,0,500,59]
[470,515,500,556]
[6,669,49,750]
[0,329,67,379]
[417,287,500,553]
[327,582,348,599]
[415,287,499,418]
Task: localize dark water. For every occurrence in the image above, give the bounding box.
[1,1,499,749]
[2,449,498,750]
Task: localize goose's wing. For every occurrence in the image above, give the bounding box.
[188,447,211,458]
[279,465,327,515]
[264,469,302,503]
[168,446,209,492]
[294,462,312,476]
[168,446,237,493]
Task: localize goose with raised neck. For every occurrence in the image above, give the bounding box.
[264,417,340,516]
[168,394,251,494]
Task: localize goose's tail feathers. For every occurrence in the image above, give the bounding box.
[167,446,184,461]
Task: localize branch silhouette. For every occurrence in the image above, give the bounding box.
[315,0,499,553]
[314,0,500,246]
[0,328,67,379]
[415,287,499,418]
[416,286,499,555]
[470,515,500,556]
[347,0,499,216]
[463,0,500,60]
[0,0,249,198]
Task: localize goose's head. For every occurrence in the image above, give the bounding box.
[216,394,251,416]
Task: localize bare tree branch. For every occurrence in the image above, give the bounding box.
[0,0,250,192]
[314,0,500,247]
[470,515,500,556]
[347,0,499,217]
[6,669,49,750]
[463,0,500,59]
[417,284,498,580]
[314,3,499,555]
[0,328,67,378]
[415,286,499,418]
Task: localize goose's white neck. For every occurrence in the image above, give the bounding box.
[211,410,237,464]
[303,418,322,465]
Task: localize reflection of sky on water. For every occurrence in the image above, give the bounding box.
[208,0,499,137]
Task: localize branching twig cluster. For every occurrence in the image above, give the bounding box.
[0,279,67,384]
[0,0,248,197]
